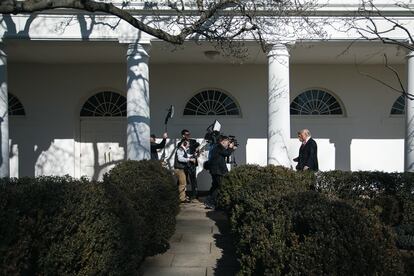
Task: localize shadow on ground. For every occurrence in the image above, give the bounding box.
[207,209,240,275]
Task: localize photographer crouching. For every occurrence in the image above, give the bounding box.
[205,135,237,209]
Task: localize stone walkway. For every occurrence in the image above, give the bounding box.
[139,201,239,276]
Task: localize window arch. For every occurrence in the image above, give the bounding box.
[80,91,126,117]
[183,89,240,116]
[290,89,344,116]
[9,93,25,116]
[390,95,405,115]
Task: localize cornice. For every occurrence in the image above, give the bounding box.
[9,1,414,18]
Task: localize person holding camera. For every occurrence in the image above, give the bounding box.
[178,129,200,201]
[174,140,196,203]
[205,135,236,209]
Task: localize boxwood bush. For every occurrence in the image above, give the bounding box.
[216,164,315,211]
[103,160,179,256]
[316,171,414,250]
[218,166,406,275]
[0,160,179,275]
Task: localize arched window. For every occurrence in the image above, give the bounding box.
[9,93,25,116]
[183,89,240,116]
[390,95,405,115]
[290,89,344,115]
[80,91,126,117]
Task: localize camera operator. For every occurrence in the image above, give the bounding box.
[174,140,196,203]
[205,135,237,209]
[178,129,200,201]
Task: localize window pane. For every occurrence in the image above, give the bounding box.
[290,90,343,116]
[80,92,127,117]
[184,90,240,116]
[391,95,405,115]
[9,94,26,116]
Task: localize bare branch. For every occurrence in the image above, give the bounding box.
[383,54,407,95]
[355,0,414,51]
[356,54,414,100]
[0,0,326,58]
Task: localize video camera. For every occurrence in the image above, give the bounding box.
[228,135,239,147]
[204,120,239,146]
[204,120,222,144]
[203,120,238,166]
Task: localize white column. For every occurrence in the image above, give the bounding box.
[0,46,8,177]
[405,51,414,171]
[126,43,151,160]
[267,44,291,167]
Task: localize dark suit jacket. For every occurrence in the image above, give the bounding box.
[150,138,166,160]
[296,138,318,171]
[208,144,234,176]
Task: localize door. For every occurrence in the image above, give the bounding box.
[80,119,126,180]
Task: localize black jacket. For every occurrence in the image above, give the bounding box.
[296,138,318,171]
[150,138,166,160]
[208,144,234,176]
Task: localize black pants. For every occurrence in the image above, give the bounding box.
[209,174,223,196]
[186,165,198,199]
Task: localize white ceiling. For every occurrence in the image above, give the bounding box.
[5,39,407,65]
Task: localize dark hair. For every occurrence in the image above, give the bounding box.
[150,134,156,139]
[181,129,190,136]
[218,135,229,142]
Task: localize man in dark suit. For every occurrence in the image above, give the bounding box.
[205,135,236,208]
[293,129,319,171]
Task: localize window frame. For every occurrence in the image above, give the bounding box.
[8,93,26,117]
[390,95,405,116]
[290,88,346,118]
[183,88,242,117]
[80,91,127,117]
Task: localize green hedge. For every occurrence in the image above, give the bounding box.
[316,171,414,250]
[218,165,406,275]
[216,164,315,211]
[103,160,179,256]
[0,160,179,275]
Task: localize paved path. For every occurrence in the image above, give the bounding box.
[139,201,239,276]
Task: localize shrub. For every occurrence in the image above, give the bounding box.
[216,164,314,211]
[103,160,179,256]
[316,171,414,250]
[0,176,146,275]
[232,191,404,275]
[0,160,179,275]
[218,166,406,275]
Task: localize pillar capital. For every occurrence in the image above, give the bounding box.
[126,43,151,59]
[267,42,294,58]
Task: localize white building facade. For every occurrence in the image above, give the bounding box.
[1,0,414,190]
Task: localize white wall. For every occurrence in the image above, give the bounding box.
[291,64,405,171]
[8,60,406,187]
[9,62,125,177]
[246,138,335,171]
